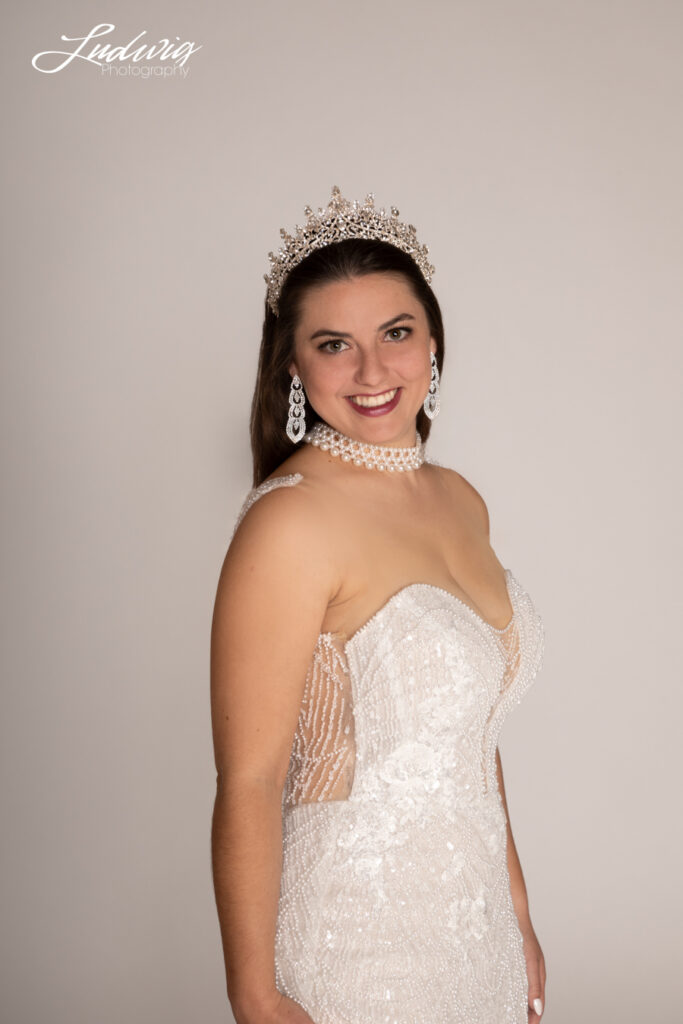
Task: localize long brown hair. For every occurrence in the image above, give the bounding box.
[249,238,445,487]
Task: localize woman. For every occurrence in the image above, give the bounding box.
[211,186,547,1024]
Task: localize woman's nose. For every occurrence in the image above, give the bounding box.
[353,346,388,386]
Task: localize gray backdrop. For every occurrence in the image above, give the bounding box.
[2,1,681,1021]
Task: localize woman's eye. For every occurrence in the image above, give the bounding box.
[318,339,348,353]
[386,326,412,341]
[317,327,411,352]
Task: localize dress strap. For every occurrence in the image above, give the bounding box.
[232,472,304,537]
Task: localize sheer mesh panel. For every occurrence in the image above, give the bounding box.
[282,633,356,806]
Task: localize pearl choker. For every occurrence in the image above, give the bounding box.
[302,421,426,472]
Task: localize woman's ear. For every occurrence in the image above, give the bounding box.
[287,360,298,377]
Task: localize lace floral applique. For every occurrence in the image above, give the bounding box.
[446,891,489,942]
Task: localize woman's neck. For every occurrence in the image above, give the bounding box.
[302,420,426,473]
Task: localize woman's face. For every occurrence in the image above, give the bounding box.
[288,272,437,448]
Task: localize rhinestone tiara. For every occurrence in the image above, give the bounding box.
[263,185,436,315]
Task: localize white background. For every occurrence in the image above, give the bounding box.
[3,2,682,1021]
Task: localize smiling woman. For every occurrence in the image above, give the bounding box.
[249,204,445,485]
[210,186,547,1024]
[313,314,416,415]
[287,275,436,440]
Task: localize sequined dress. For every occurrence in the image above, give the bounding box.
[233,473,545,1024]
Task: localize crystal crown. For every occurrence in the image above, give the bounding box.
[264,185,435,315]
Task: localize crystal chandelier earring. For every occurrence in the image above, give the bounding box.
[286,373,307,443]
[423,352,440,420]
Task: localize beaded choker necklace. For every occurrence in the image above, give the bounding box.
[302,421,426,472]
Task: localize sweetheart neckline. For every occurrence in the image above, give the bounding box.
[247,475,517,646]
[322,568,516,651]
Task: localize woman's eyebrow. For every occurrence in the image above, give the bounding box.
[309,313,416,341]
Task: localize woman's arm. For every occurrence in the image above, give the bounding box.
[495,747,547,1021]
[210,484,339,1023]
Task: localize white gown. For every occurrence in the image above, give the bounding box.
[233,472,545,1024]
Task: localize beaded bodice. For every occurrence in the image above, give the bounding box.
[231,472,545,1023]
[233,472,544,807]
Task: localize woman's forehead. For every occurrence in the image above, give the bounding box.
[299,273,421,318]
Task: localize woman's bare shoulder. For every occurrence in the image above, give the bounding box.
[231,469,327,547]
[223,464,341,603]
[430,463,491,536]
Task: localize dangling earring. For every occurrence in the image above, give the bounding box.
[286,373,307,442]
[423,351,440,420]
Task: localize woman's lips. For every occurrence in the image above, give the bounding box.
[345,387,402,416]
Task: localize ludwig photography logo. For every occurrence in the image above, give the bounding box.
[31,22,202,78]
